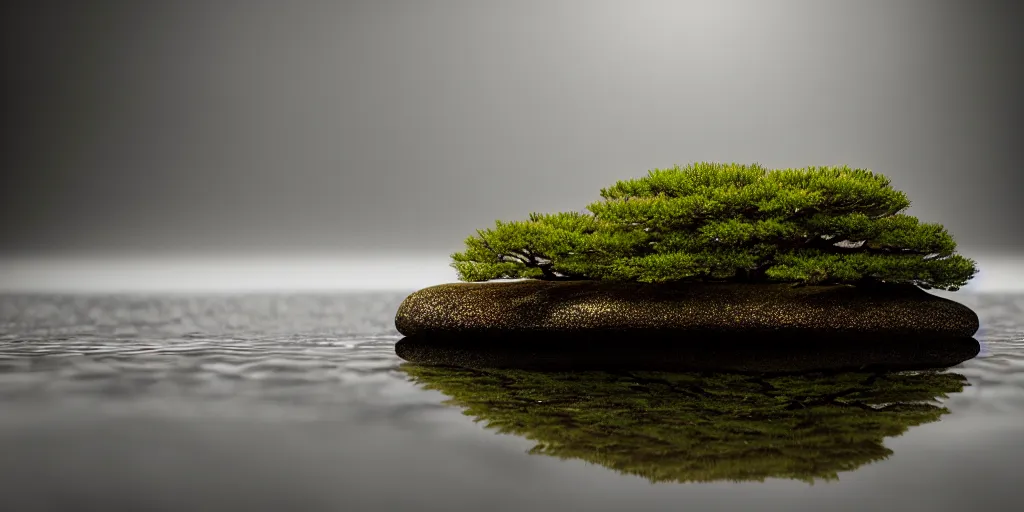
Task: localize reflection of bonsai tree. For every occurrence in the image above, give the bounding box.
[452,163,976,290]
[401,365,968,483]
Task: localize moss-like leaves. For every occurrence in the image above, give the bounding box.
[452,163,977,290]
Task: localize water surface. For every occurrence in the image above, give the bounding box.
[1,292,1022,511]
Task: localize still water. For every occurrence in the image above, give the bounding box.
[1,292,1022,511]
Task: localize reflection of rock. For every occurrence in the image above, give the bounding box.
[395,335,981,373]
[395,281,980,338]
[400,365,969,483]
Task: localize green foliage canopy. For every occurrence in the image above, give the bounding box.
[452,163,978,290]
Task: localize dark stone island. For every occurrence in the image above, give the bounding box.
[393,280,981,373]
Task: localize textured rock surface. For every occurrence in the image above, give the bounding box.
[395,280,980,338]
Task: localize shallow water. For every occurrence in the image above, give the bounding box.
[0,292,1022,511]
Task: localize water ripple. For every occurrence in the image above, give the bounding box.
[1,292,1022,422]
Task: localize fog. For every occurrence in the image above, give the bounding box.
[2,0,1020,290]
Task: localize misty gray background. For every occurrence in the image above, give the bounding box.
[2,0,1021,289]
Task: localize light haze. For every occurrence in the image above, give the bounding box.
[2,0,1020,290]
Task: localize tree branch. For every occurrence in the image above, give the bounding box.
[802,237,931,256]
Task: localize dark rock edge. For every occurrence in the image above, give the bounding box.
[395,333,982,374]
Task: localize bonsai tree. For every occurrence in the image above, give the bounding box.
[452,163,978,290]
[401,364,968,483]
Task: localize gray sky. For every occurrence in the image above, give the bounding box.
[3,0,1022,260]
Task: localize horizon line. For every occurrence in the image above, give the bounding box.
[0,254,1021,293]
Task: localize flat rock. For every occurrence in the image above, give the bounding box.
[395,280,980,338]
